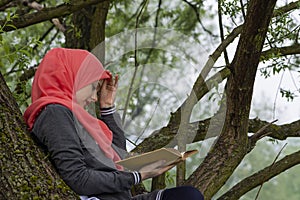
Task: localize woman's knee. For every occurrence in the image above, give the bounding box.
[162,185,204,200]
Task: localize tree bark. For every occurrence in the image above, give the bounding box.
[65,1,110,63]
[0,72,78,199]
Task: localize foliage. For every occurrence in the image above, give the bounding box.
[0,9,65,110]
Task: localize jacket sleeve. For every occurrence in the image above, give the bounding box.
[32,104,139,196]
[100,106,127,151]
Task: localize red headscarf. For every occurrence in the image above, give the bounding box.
[24,48,121,166]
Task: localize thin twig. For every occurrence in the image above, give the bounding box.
[239,0,246,20]
[250,119,278,142]
[217,0,229,65]
[273,71,285,119]
[131,0,162,124]
[182,0,217,37]
[121,0,148,125]
[254,143,288,200]
[135,98,160,143]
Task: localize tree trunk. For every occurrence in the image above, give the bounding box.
[185,0,278,198]
[0,72,78,199]
[65,1,110,63]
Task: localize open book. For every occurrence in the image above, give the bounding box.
[116,148,198,171]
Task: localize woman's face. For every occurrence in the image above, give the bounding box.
[76,80,103,108]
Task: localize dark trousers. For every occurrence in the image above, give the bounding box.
[162,186,204,200]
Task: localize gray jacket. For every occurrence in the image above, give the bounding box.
[32,104,159,200]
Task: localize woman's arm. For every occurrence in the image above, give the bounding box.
[100,106,126,150]
[32,104,140,196]
[98,73,126,150]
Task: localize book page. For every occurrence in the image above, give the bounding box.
[116,148,198,171]
[167,149,199,166]
[116,148,181,170]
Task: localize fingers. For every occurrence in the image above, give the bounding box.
[148,160,166,168]
[139,161,176,180]
[160,163,176,172]
[110,74,118,87]
[139,160,166,172]
[105,70,113,79]
[153,163,176,178]
[151,160,166,170]
[99,71,118,108]
[104,71,118,88]
[114,74,119,87]
[101,75,118,90]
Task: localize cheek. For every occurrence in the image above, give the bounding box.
[75,91,84,103]
[76,87,91,101]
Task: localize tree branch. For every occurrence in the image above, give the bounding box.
[249,119,278,143]
[133,111,300,154]
[217,0,230,65]
[273,0,300,17]
[0,0,14,10]
[261,43,300,59]
[248,118,300,140]
[132,42,300,153]
[0,0,105,33]
[218,149,300,200]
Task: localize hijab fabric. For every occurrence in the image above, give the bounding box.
[24,48,122,166]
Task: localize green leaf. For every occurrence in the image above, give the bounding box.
[5,24,17,30]
[19,49,31,57]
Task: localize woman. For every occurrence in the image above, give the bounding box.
[24,48,203,200]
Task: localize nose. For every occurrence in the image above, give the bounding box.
[91,90,98,102]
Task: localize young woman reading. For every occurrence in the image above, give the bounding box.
[24,48,204,200]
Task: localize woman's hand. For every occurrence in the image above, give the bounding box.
[139,160,176,180]
[99,71,119,108]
